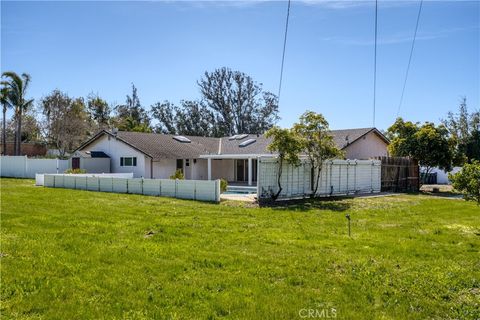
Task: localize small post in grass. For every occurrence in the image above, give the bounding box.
[345,214,351,237]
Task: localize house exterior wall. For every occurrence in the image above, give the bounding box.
[80,158,110,173]
[80,134,149,178]
[343,131,388,160]
[211,159,235,181]
[152,159,177,179]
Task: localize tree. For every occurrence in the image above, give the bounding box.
[1,72,34,155]
[387,118,455,177]
[293,111,343,197]
[114,84,150,132]
[6,111,41,143]
[151,100,215,136]
[442,97,480,163]
[0,85,11,155]
[265,127,303,200]
[40,90,90,157]
[87,93,111,131]
[449,161,480,205]
[198,67,279,136]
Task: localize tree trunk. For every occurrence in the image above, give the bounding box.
[2,105,6,155]
[311,165,322,199]
[272,158,283,200]
[16,110,22,155]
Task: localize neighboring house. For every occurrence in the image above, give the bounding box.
[332,127,389,160]
[73,128,389,185]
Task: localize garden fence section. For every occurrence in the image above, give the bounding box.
[42,174,221,202]
[257,158,381,200]
[0,156,69,178]
[374,157,419,192]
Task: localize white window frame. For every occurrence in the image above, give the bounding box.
[120,156,137,167]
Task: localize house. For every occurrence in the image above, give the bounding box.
[69,150,111,173]
[332,127,389,159]
[73,127,389,185]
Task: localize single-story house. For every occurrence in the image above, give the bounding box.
[72,127,389,185]
[69,150,111,173]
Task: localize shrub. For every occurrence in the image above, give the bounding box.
[449,160,480,205]
[169,169,184,180]
[64,168,86,174]
[220,179,228,193]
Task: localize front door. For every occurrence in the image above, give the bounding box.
[72,157,80,170]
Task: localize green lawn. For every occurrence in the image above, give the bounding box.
[1,178,479,319]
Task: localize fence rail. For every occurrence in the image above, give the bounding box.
[257,158,381,200]
[1,156,69,178]
[42,174,221,202]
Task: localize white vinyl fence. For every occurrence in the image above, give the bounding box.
[42,174,221,202]
[1,156,69,178]
[257,158,381,200]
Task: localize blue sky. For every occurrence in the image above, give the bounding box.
[1,0,479,131]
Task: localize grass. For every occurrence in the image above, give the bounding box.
[1,178,479,319]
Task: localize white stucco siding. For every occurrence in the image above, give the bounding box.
[81,158,110,173]
[152,159,177,179]
[192,159,208,180]
[343,131,388,160]
[211,159,235,181]
[82,134,149,178]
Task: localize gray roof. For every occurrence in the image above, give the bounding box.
[330,127,388,149]
[77,128,388,160]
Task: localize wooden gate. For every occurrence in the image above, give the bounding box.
[375,157,419,192]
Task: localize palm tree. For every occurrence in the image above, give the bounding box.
[1,72,34,155]
[0,85,11,155]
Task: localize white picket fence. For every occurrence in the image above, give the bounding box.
[42,174,221,202]
[257,158,381,200]
[0,156,69,178]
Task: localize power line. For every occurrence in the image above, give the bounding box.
[396,0,423,118]
[278,0,291,107]
[373,0,378,127]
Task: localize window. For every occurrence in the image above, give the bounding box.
[120,157,137,167]
[186,159,190,167]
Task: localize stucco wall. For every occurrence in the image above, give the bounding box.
[211,159,235,181]
[80,158,110,173]
[81,134,149,178]
[152,159,177,179]
[343,131,388,160]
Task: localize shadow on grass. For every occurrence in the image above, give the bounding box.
[261,196,353,212]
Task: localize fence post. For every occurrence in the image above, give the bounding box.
[24,155,28,178]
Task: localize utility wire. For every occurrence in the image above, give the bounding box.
[373,0,378,127]
[396,0,423,118]
[278,0,291,107]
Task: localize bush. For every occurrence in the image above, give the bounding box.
[220,179,228,193]
[169,169,184,180]
[64,168,86,174]
[449,160,480,205]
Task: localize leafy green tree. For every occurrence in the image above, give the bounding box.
[87,93,111,131]
[442,97,480,163]
[114,84,150,131]
[1,72,34,155]
[387,118,455,176]
[265,126,303,200]
[151,100,214,136]
[293,111,343,197]
[198,67,279,136]
[449,161,480,205]
[40,90,90,157]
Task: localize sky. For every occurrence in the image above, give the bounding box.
[1,0,479,131]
